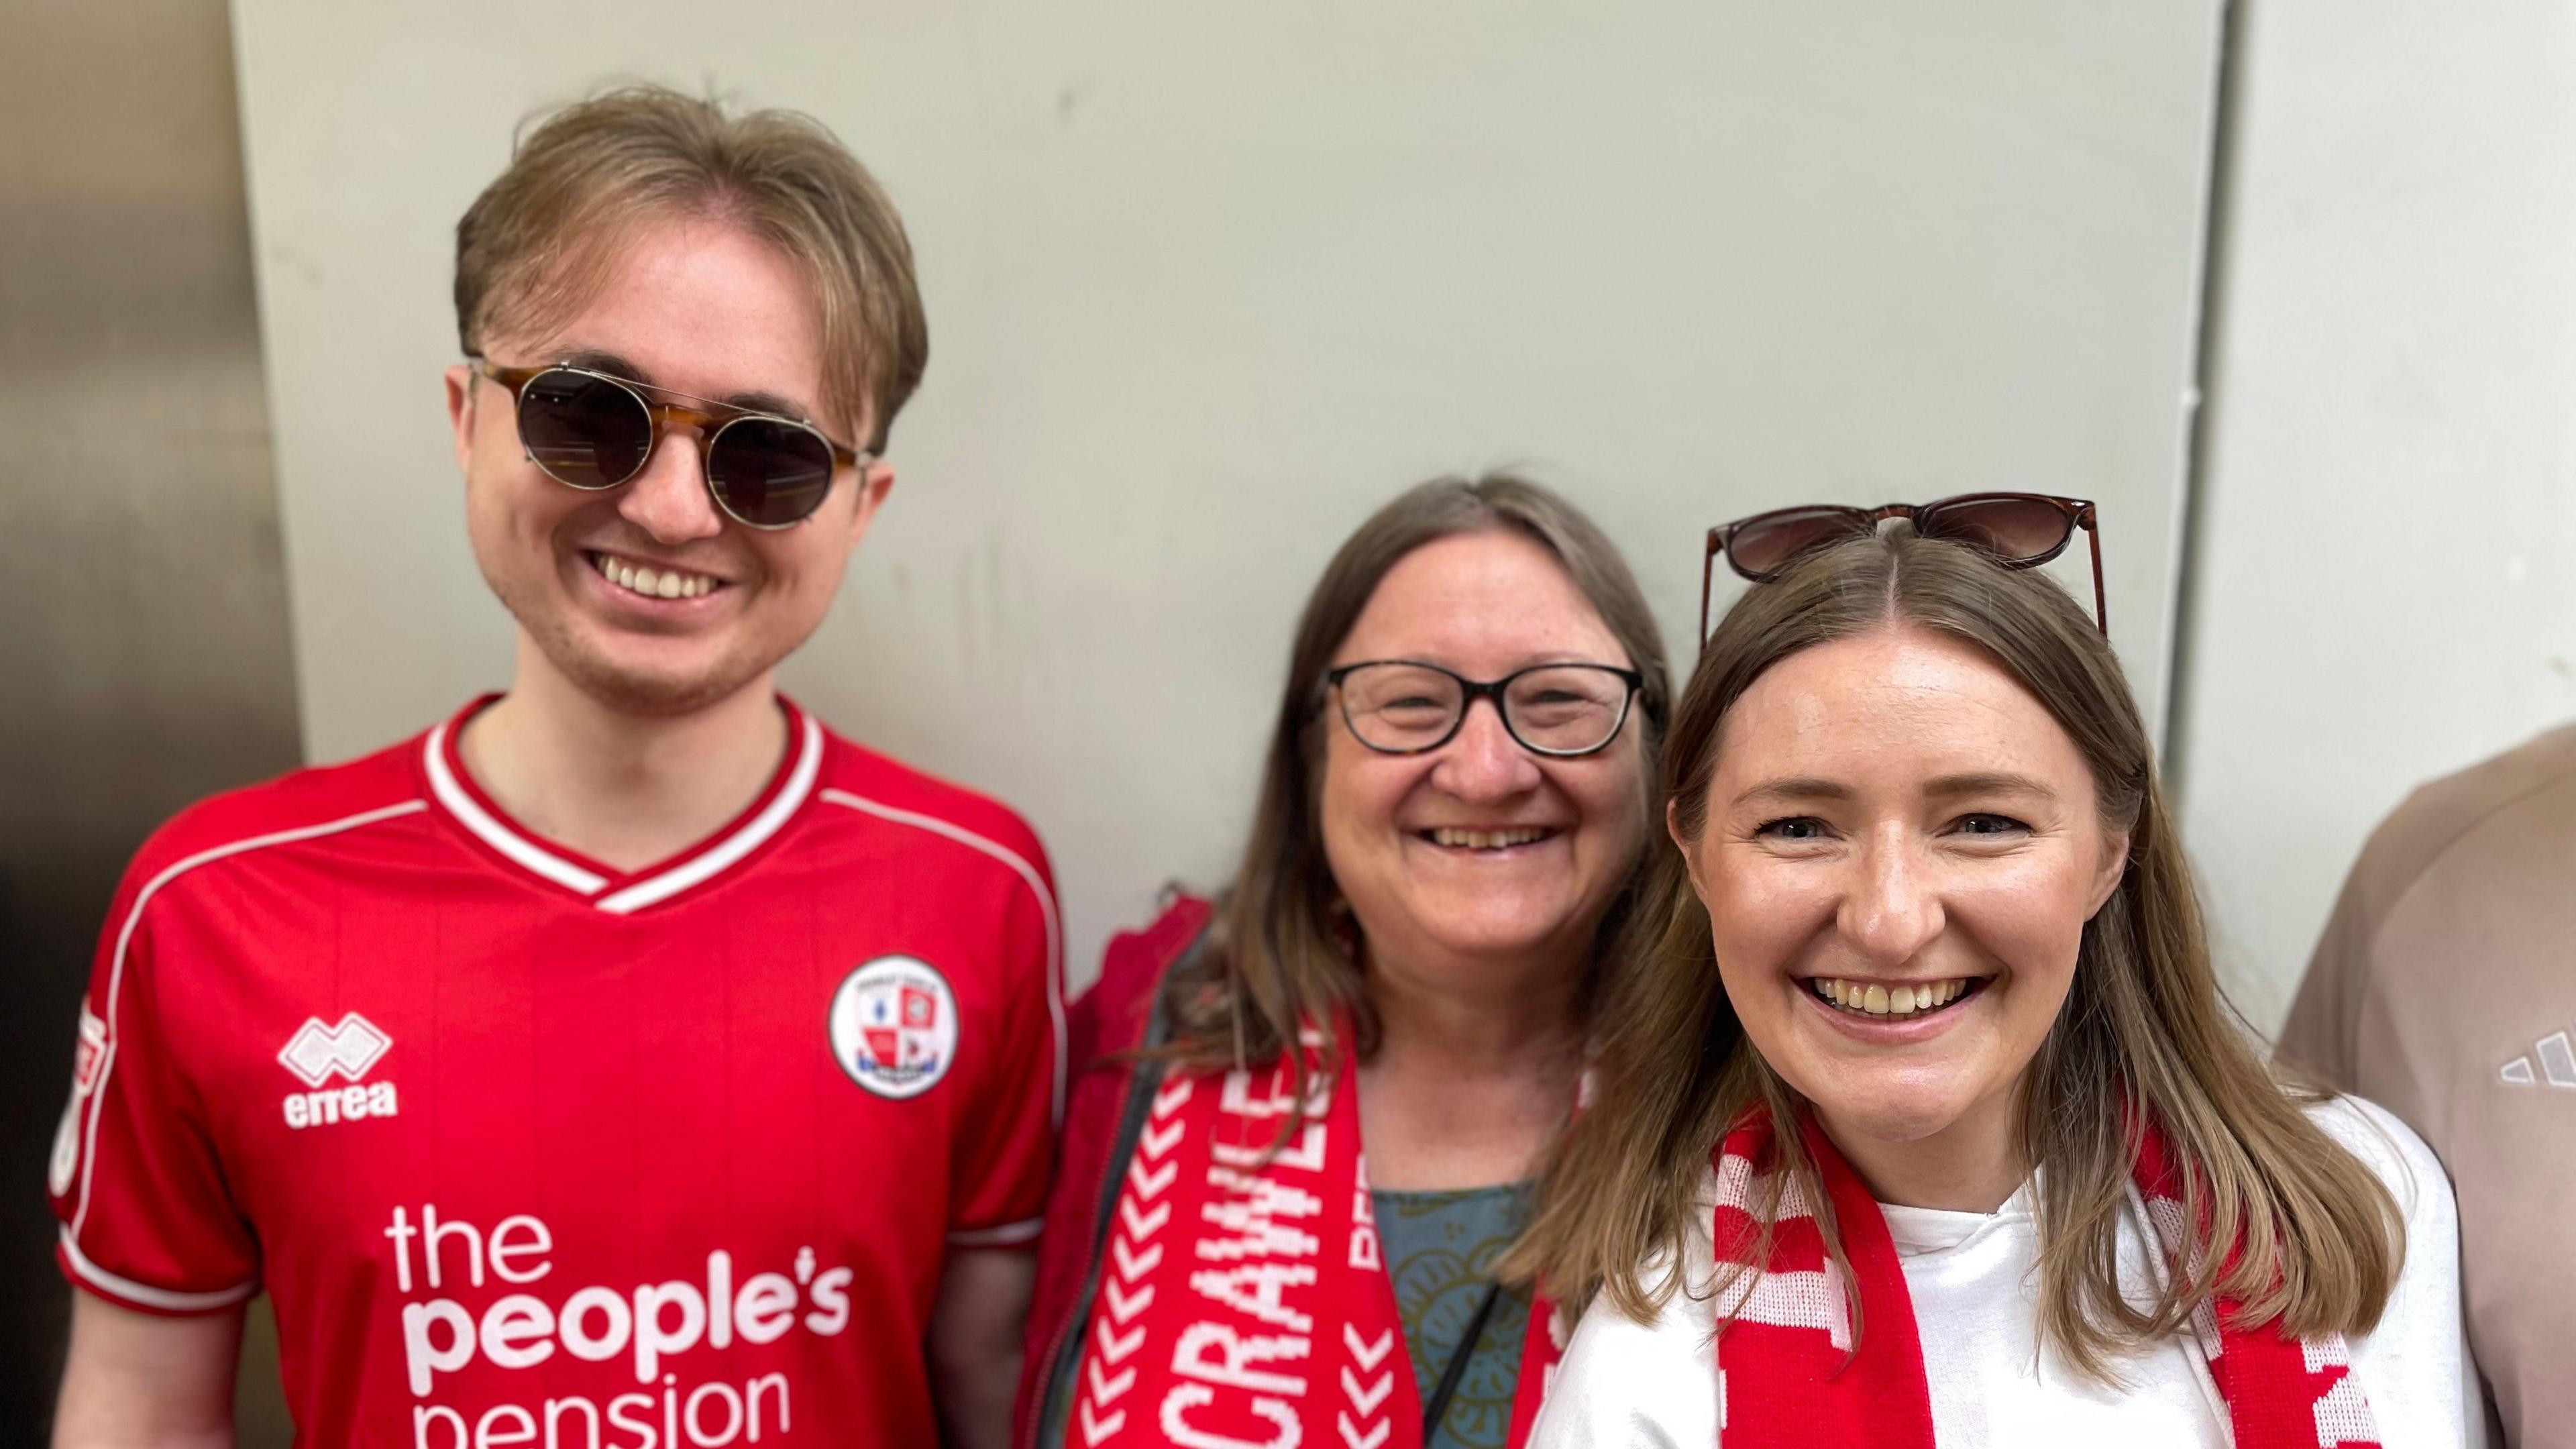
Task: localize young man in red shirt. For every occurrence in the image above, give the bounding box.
[48,87,1059,1448]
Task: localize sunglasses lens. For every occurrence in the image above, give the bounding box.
[1918,496,2073,563]
[516,370,651,488]
[708,419,837,527]
[1727,507,1867,578]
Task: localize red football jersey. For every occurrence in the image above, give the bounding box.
[49,696,1062,1448]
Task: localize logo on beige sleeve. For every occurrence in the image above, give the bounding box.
[2500,1027,2576,1087]
[278,1012,398,1129]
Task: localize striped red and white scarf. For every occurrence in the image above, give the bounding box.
[1705,1108,2380,1448]
[1067,1024,1561,1449]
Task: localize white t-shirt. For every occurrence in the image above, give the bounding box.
[1529,1097,2484,1448]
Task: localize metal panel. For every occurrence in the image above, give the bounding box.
[0,0,300,1440]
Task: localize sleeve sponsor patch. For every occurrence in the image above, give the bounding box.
[48,1006,109,1197]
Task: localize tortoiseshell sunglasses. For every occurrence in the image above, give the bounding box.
[1699,492,2104,641]
[474,360,867,529]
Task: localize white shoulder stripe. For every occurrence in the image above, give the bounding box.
[60,1226,258,1313]
[818,788,1068,1128]
[71,799,428,1244]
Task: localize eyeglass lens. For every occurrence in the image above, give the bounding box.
[707,417,836,527]
[1338,663,1630,755]
[1915,495,2074,563]
[1725,506,1871,578]
[516,370,651,488]
[513,369,838,527]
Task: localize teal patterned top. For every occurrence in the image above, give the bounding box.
[1371,1183,1532,1449]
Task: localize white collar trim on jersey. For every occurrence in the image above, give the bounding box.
[423,708,824,914]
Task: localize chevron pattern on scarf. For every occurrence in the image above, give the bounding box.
[1067,1021,1563,1449]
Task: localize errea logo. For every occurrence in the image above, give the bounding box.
[277,1013,398,1130]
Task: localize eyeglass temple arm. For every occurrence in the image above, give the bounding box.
[2082,509,2108,636]
[1699,529,1724,645]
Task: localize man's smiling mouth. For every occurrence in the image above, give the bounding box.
[588,550,723,600]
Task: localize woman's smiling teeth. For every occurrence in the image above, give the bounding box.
[1811,977,1978,1020]
[590,551,719,600]
[1427,826,1552,851]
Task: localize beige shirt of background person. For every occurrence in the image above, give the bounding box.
[2278,722,2576,1449]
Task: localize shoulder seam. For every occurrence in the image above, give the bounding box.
[69,799,427,1247]
[2361,761,2576,965]
[816,788,1067,1129]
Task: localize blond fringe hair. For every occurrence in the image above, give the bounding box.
[455,84,927,449]
[1504,527,2401,1380]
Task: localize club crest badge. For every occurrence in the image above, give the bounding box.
[828,956,957,1099]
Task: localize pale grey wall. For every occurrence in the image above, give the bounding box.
[2174,0,2576,1032]
[233,0,2224,988]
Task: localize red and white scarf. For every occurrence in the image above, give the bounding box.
[1705,1109,2381,1448]
[1068,1025,1560,1449]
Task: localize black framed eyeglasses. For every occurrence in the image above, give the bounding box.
[1323,660,1644,757]
[1701,492,2105,641]
[473,360,870,530]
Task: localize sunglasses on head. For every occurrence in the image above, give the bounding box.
[1701,492,2105,641]
[473,360,869,530]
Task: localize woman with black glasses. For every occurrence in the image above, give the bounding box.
[1018,474,1670,1449]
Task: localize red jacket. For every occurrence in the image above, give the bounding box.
[1016,895,1214,1448]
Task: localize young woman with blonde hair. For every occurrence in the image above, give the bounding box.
[1515,499,2480,1446]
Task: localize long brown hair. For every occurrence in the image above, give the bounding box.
[1157,474,1671,1087]
[1507,527,2400,1379]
